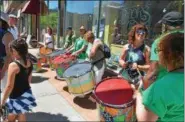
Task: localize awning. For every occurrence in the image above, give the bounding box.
[21,0,49,15]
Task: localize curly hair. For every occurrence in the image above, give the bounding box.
[158,31,184,68]
[128,24,148,44]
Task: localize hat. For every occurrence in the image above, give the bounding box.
[158,11,183,26]
[9,14,17,19]
[67,26,72,30]
[80,26,86,30]
[0,11,9,23]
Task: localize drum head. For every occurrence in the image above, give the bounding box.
[53,54,75,64]
[63,62,92,78]
[48,49,65,57]
[94,77,133,106]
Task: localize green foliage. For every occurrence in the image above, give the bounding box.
[40,12,58,31]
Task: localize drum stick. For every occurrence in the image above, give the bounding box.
[136,67,142,77]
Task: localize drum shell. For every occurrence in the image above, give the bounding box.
[65,70,95,95]
[99,103,136,122]
[93,77,136,122]
[55,57,76,78]
[39,47,53,56]
[47,50,65,69]
[32,60,42,73]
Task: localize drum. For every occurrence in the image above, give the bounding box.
[39,46,53,55]
[120,63,142,86]
[28,53,42,73]
[54,54,76,79]
[93,77,136,122]
[39,46,53,63]
[47,49,65,69]
[63,62,95,96]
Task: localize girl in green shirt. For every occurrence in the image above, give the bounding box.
[134,32,184,121]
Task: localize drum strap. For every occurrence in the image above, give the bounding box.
[46,41,52,45]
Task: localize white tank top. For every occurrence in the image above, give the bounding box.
[44,33,53,49]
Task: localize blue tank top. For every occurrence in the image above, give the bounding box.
[125,44,146,65]
[125,44,146,76]
[0,28,7,61]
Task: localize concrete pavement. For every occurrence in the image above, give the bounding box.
[26,73,85,121]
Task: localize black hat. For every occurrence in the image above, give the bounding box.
[158,11,183,27]
[67,26,72,30]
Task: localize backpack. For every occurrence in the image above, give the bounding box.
[100,44,111,59]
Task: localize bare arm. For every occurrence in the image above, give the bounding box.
[73,44,87,56]
[1,62,19,105]
[0,33,13,79]
[119,45,128,68]
[89,40,101,58]
[135,91,158,121]
[143,61,158,90]
[137,45,151,72]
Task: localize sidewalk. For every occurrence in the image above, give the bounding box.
[28,48,99,121]
[26,73,85,121]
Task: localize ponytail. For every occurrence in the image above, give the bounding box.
[21,54,27,66]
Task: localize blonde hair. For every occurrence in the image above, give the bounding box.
[84,31,95,41]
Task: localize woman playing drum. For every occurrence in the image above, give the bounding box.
[84,31,105,84]
[43,26,55,50]
[119,24,150,83]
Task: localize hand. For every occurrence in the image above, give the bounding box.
[71,53,77,57]
[132,63,138,69]
[121,62,128,69]
[142,72,157,90]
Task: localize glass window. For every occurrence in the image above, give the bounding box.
[100,0,184,46]
[65,1,95,37]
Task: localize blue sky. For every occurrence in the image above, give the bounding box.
[45,1,94,14]
[46,1,123,14]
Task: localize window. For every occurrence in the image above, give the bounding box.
[99,0,184,46]
[65,1,95,37]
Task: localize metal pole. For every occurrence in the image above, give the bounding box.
[47,0,49,10]
[96,0,102,38]
[61,0,66,48]
[57,0,61,48]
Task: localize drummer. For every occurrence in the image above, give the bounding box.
[43,26,55,50]
[63,27,76,49]
[84,31,105,84]
[119,24,150,77]
[66,26,88,60]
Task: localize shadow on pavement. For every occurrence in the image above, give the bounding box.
[26,112,70,121]
[31,76,49,84]
[37,69,48,73]
[73,95,97,110]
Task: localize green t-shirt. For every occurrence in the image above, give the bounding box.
[64,34,76,48]
[73,37,88,59]
[142,71,184,121]
[150,30,184,80]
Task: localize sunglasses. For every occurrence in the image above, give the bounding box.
[136,29,146,35]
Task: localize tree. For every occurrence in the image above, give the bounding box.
[40,11,58,33]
